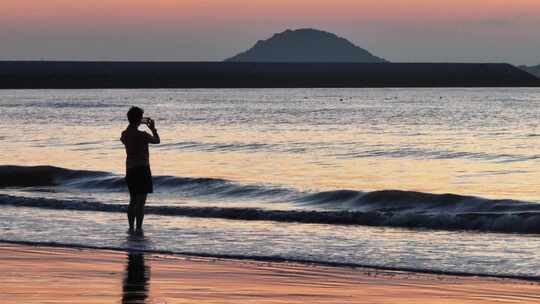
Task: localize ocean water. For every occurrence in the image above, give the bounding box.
[2,88,540,278]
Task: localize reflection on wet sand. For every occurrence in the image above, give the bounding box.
[122,252,150,304]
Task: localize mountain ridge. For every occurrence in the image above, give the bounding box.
[519,65,540,78]
[225,28,386,63]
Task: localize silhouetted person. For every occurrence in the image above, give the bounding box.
[122,252,150,304]
[121,107,160,233]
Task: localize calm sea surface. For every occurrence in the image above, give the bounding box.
[1,88,540,278]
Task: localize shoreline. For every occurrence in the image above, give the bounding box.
[2,242,540,303]
[1,61,538,88]
[2,239,539,283]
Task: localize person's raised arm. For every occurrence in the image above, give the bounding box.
[146,119,160,144]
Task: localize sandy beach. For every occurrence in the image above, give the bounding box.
[1,243,539,304]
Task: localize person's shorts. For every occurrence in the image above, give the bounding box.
[125,166,153,195]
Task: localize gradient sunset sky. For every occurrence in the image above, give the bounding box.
[2,0,539,65]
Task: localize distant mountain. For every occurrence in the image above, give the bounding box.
[519,65,540,78]
[225,28,387,63]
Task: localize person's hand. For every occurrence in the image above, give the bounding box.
[147,118,156,130]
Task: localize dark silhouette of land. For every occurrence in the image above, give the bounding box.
[519,64,540,79]
[225,28,387,63]
[1,61,538,88]
[2,29,538,88]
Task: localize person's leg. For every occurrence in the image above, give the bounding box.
[127,192,136,231]
[134,193,147,231]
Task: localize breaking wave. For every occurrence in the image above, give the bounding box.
[2,165,540,233]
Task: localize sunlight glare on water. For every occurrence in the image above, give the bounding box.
[1,88,540,200]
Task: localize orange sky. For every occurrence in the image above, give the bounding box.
[1,0,539,64]
[3,0,539,24]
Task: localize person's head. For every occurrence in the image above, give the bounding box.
[127,106,144,126]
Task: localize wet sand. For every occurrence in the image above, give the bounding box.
[1,243,540,304]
